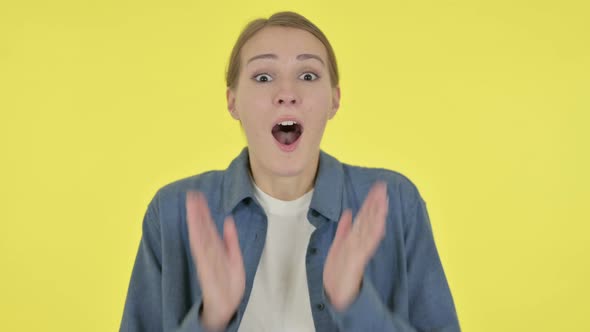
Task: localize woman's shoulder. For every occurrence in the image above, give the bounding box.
[146,169,227,212]
[339,160,423,203]
[161,169,224,195]
[321,150,420,194]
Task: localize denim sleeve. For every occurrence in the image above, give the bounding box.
[119,197,226,332]
[324,196,461,332]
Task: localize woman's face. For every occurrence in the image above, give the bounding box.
[227,26,340,179]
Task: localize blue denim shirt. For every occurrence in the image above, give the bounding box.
[120,148,460,332]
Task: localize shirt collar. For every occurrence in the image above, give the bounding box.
[221,147,344,222]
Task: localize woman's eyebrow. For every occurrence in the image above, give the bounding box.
[247,53,325,66]
[297,53,325,66]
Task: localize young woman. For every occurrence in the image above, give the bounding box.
[121,11,460,332]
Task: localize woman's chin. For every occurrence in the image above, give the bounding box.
[249,142,319,179]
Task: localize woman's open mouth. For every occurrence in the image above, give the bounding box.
[272,120,303,151]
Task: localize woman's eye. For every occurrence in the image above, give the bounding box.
[253,74,273,82]
[300,72,319,81]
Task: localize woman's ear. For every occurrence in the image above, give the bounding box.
[329,86,341,119]
[226,88,240,120]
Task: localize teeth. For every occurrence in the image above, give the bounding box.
[279,120,297,126]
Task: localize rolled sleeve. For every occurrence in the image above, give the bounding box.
[322,191,461,332]
[120,196,227,332]
[324,278,417,331]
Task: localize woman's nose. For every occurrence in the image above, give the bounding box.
[274,86,299,106]
[275,96,298,105]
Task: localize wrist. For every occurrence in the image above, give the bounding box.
[199,304,231,332]
[325,278,363,312]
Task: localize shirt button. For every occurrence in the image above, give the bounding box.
[309,247,318,255]
[311,209,320,217]
[317,303,325,311]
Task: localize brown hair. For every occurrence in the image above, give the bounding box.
[225,11,340,90]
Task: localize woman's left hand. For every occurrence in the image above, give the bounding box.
[323,181,389,311]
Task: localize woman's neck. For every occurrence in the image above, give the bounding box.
[248,153,319,201]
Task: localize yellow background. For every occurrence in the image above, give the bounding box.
[1,0,588,331]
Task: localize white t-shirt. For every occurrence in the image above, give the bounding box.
[238,183,317,332]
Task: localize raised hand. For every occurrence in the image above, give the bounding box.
[185,191,245,331]
[323,181,389,311]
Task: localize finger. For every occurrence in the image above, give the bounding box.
[368,182,387,218]
[200,193,225,239]
[197,193,228,257]
[355,182,388,255]
[366,183,388,236]
[186,191,204,250]
[372,182,388,235]
[188,192,224,265]
[332,209,353,251]
[195,193,215,235]
[223,216,243,266]
[186,192,212,266]
[364,204,387,247]
[375,189,388,238]
[353,181,385,233]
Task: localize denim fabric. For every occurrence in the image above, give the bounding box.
[120,148,460,332]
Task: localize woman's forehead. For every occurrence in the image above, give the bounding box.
[241,27,328,62]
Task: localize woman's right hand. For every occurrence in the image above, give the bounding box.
[186,191,246,331]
